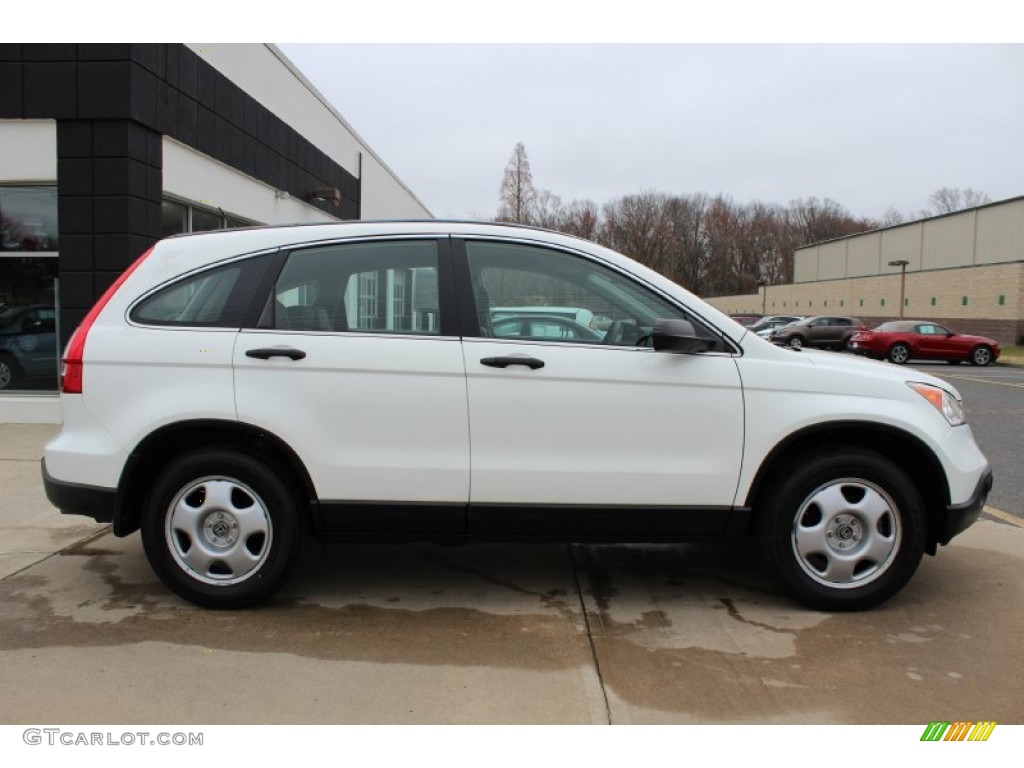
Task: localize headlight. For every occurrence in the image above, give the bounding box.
[907,382,966,426]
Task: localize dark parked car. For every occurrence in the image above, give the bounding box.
[849,321,1001,366]
[0,304,58,390]
[770,315,865,350]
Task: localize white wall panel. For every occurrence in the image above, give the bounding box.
[162,138,338,225]
[0,120,56,181]
[187,44,431,219]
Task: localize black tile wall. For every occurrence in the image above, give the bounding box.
[2,43,363,345]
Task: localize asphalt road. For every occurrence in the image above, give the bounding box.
[912,362,1024,520]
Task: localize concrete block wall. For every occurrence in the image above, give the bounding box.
[706,261,1024,346]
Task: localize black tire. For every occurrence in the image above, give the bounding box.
[758,449,927,611]
[0,353,21,390]
[969,345,993,367]
[887,343,910,365]
[787,335,804,350]
[141,449,304,609]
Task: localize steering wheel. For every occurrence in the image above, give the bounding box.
[603,319,640,346]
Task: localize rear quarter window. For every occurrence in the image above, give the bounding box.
[130,254,272,328]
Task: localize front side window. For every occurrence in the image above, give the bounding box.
[464,241,720,348]
[271,240,440,335]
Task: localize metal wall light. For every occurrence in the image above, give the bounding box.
[888,259,910,318]
[309,187,341,207]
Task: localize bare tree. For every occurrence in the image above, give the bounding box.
[599,191,677,276]
[927,187,991,215]
[879,206,905,227]
[560,199,601,242]
[497,142,537,224]
[532,189,565,230]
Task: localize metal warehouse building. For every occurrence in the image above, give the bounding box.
[708,195,1024,346]
[0,43,430,421]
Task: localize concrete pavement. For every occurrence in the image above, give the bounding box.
[1,423,1022,724]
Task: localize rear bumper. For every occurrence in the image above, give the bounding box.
[41,459,116,524]
[937,468,993,546]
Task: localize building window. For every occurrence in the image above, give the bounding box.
[191,207,222,233]
[161,199,189,237]
[0,186,59,393]
[1,186,58,252]
[162,198,258,237]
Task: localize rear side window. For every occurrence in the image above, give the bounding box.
[268,240,441,335]
[131,254,271,327]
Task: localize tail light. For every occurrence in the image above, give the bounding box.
[61,247,153,394]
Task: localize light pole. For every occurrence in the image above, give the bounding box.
[758,280,767,315]
[888,260,909,318]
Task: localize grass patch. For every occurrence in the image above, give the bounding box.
[999,345,1024,366]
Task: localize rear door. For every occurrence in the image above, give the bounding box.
[233,237,470,534]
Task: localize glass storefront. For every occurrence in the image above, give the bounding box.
[0,190,259,393]
[1,186,59,392]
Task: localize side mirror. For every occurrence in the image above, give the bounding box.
[652,319,715,354]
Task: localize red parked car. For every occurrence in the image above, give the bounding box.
[849,321,1000,366]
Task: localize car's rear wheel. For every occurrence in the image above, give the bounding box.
[970,345,993,366]
[0,354,21,390]
[141,449,303,609]
[759,449,926,611]
[787,336,804,350]
[887,343,910,365]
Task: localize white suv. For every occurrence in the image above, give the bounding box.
[42,221,992,610]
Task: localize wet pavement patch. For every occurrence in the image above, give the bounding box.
[0,529,1021,723]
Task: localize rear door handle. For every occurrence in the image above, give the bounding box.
[246,346,306,361]
[480,356,545,370]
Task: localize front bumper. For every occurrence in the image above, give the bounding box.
[936,468,993,546]
[41,459,117,524]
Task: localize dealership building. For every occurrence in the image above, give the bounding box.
[0,43,430,421]
[708,195,1024,346]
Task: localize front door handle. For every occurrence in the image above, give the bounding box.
[246,346,307,361]
[480,356,545,370]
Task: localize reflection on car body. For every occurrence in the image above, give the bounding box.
[491,314,604,343]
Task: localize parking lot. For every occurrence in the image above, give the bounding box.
[1,362,1022,725]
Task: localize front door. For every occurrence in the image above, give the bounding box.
[456,239,745,535]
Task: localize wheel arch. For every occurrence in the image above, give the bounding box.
[115,419,318,537]
[744,421,950,555]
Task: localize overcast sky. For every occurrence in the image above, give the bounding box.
[277,43,1024,221]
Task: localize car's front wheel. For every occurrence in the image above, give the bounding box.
[141,449,304,608]
[0,353,21,390]
[759,449,926,611]
[787,335,804,350]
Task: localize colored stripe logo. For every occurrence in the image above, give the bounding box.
[921,721,996,741]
